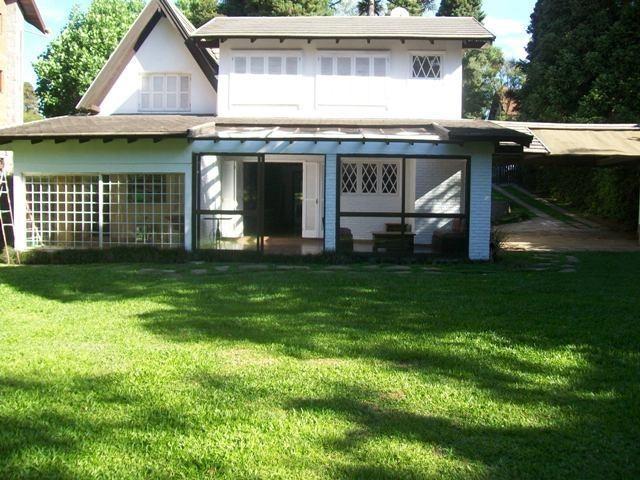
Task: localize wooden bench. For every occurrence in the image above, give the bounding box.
[372,231,415,253]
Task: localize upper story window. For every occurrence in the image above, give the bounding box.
[233,54,301,75]
[140,74,190,112]
[318,53,388,77]
[411,55,442,79]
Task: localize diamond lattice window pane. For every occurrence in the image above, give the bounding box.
[341,163,358,193]
[381,163,398,194]
[412,55,442,79]
[361,163,378,194]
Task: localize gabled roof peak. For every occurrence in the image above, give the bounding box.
[76,0,217,114]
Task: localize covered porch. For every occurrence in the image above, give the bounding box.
[191,117,532,260]
[0,115,532,261]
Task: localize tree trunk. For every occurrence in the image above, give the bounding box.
[368,0,375,16]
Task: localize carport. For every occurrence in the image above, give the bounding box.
[496,122,640,245]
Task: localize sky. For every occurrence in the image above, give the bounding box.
[22,0,536,86]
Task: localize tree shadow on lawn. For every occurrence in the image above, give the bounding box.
[0,373,198,479]
[1,264,639,477]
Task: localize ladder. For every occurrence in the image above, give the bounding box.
[0,159,20,265]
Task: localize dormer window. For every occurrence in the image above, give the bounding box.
[411,55,442,79]
[140,74,190,112]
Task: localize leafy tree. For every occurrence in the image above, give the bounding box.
[34,0,144,117]
[220,0,332,16]
[463,45,503,118]
[176,0,218,28]
[23,83,42,123]
[436,0,501,118]
[355,0,434,16]
[520,0,640,122]
[437,0,484,22]
[488,60,525,120]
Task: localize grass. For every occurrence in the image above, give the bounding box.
[492,189,536,225]
[500,185,579,225]
[1,254,639,479]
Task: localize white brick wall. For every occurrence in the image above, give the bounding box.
[468,153,492,260]
[324,154,337,251]
[414,158,466,244]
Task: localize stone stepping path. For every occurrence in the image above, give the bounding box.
[276,265,310,270]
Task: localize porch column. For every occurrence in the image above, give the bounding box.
[324,154,337,252]
[468,152,492,261]
[12,173,26,251]
[184,161,193,252]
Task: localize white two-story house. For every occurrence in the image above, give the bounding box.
[0,0,531,260]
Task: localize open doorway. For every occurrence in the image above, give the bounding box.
[196,154,324,255]
[242,162,303,237]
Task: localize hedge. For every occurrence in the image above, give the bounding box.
[521,165,639,229]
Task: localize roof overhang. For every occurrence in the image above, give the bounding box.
[11,0,47,34]
[188,118,531,146]
[0,116,532,147]
[0,115,217,144]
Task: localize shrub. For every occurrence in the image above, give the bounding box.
[521,165,639,229]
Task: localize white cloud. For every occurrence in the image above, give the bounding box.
[484,16,530,60]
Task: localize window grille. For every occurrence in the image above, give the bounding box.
[412,55,441,79]
[381,163,398,194]
[25,175,100,248]
[341,161,399,195]
[25,174,184,249]
[341,162,358,193]
[361,163,378,194]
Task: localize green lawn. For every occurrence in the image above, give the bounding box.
[492,189,536,224]
[1,254,639,479]
[500,185,580,225]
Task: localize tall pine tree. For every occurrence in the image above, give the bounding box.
[520,0,640,122]
[436,0,503,118]
[356,0,435,16]
[176,0,217,27]
[220,0,332,16]
[437,0,484,21]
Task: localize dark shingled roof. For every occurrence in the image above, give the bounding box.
[193,16,494,44]
[0,115,216,140]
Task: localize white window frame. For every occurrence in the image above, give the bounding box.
[230,50,303,76]
[317,51,390,78]
[341,159,400,196]
[139,73,191,112]
[409,52,445,80]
